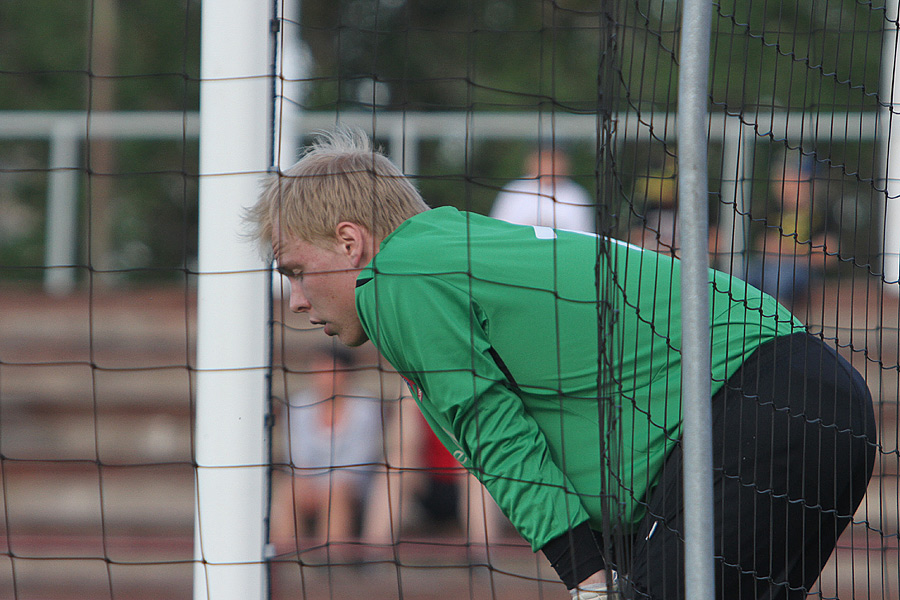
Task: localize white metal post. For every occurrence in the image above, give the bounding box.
[44,123,81,296]
[677,0,716,598]
[193,2,271,599]
[880,0,900,289]
[274,0,305,171]
[717,117,753,276]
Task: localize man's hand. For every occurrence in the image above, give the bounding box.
[570,570,616,599]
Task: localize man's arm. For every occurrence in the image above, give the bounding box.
[358,273,596,556]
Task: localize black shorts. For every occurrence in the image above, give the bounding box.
[622,332,877,600]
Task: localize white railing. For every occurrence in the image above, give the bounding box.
[0,109,886,294]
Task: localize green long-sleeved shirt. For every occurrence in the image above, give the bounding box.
[356,207,801,551]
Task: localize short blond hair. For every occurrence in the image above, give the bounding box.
[246,126,429,251]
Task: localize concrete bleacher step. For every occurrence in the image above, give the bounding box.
[2,408,189,466]
[818,527,900,600]
[1,286,197,599]
[1,483,193,598]
[0,543,193,600]
[0,462,194,534]
[2,281,899,599]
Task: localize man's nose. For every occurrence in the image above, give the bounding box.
[289,281,310,313]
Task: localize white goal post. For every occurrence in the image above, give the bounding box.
[193,1,271,600]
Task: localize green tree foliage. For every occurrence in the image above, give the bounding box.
[0,1,200,111]
[0,0,888,282]
[300,0,884,115]
[0,3,90,110]
[0,1,201,284]
[303,0,606,112]
[710,0,884,112]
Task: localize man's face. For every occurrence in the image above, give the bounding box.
[275,234,369,347]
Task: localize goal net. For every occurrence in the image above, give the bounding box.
[0,1,896,600]
[268,1,896,598]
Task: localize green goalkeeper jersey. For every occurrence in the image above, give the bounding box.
[355,206,801,551]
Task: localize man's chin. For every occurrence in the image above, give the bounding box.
[341,337,368,348]
[324,322,368,347]
[335,331,369,348]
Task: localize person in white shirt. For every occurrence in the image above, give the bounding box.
[490,145,596,233]
[272,344,383,550]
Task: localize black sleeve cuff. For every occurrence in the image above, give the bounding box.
[540,521,606,590]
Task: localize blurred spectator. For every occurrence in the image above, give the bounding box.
[490,145,596,233]
[415,417,512,545]
[271,344,383,551]
[708,222,739,273]
[626,154,679,255]
[416,419,466,528]
[359,384,425,547]
[355,381,512,549]
[746,151,831,310]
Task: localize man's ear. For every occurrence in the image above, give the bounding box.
[334,221,371,267]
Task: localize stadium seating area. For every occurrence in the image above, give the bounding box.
[0,277,896,599]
